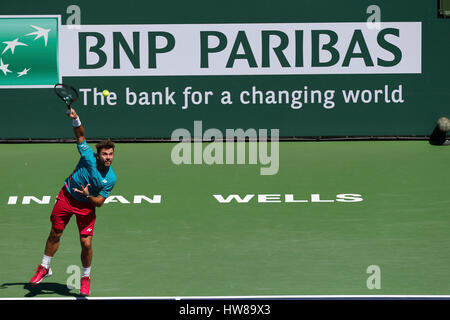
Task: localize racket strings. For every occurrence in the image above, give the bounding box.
[54,84,79,105]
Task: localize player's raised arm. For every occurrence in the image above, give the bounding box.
[67,108,86,144]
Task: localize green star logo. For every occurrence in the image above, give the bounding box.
[0,16,60,88]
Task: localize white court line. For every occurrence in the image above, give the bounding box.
[2,295,450,300]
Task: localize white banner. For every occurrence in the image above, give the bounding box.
[60,22,421,76]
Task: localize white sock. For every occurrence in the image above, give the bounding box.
[41,255,52,269]
[82,267,91,278]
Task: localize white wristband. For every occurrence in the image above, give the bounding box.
[72,117,82,127]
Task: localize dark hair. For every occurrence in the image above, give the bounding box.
[96,140,115,153]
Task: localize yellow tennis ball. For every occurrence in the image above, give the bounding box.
[102,90,110,97]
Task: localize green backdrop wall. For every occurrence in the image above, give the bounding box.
[0,0,448,139]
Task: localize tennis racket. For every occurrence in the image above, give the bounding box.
[54,83,79,109]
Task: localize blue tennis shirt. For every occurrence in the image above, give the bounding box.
[64,140,117,202]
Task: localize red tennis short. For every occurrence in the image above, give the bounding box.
[50,187,96,236]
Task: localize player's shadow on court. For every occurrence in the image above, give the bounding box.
[0,282,86,298]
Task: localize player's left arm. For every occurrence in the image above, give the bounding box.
[88,194,107,207]
[73,184,107,207]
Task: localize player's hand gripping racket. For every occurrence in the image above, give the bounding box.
[54,83,79,110]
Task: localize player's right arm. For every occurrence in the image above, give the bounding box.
[67,108,86,144]
[68,108,97,167]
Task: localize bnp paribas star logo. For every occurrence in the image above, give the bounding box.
[0,16,61,88]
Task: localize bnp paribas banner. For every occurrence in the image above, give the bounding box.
[59,23,421,76]
[0,1,448,139]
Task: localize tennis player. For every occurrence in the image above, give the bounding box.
[29,108,117,296]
